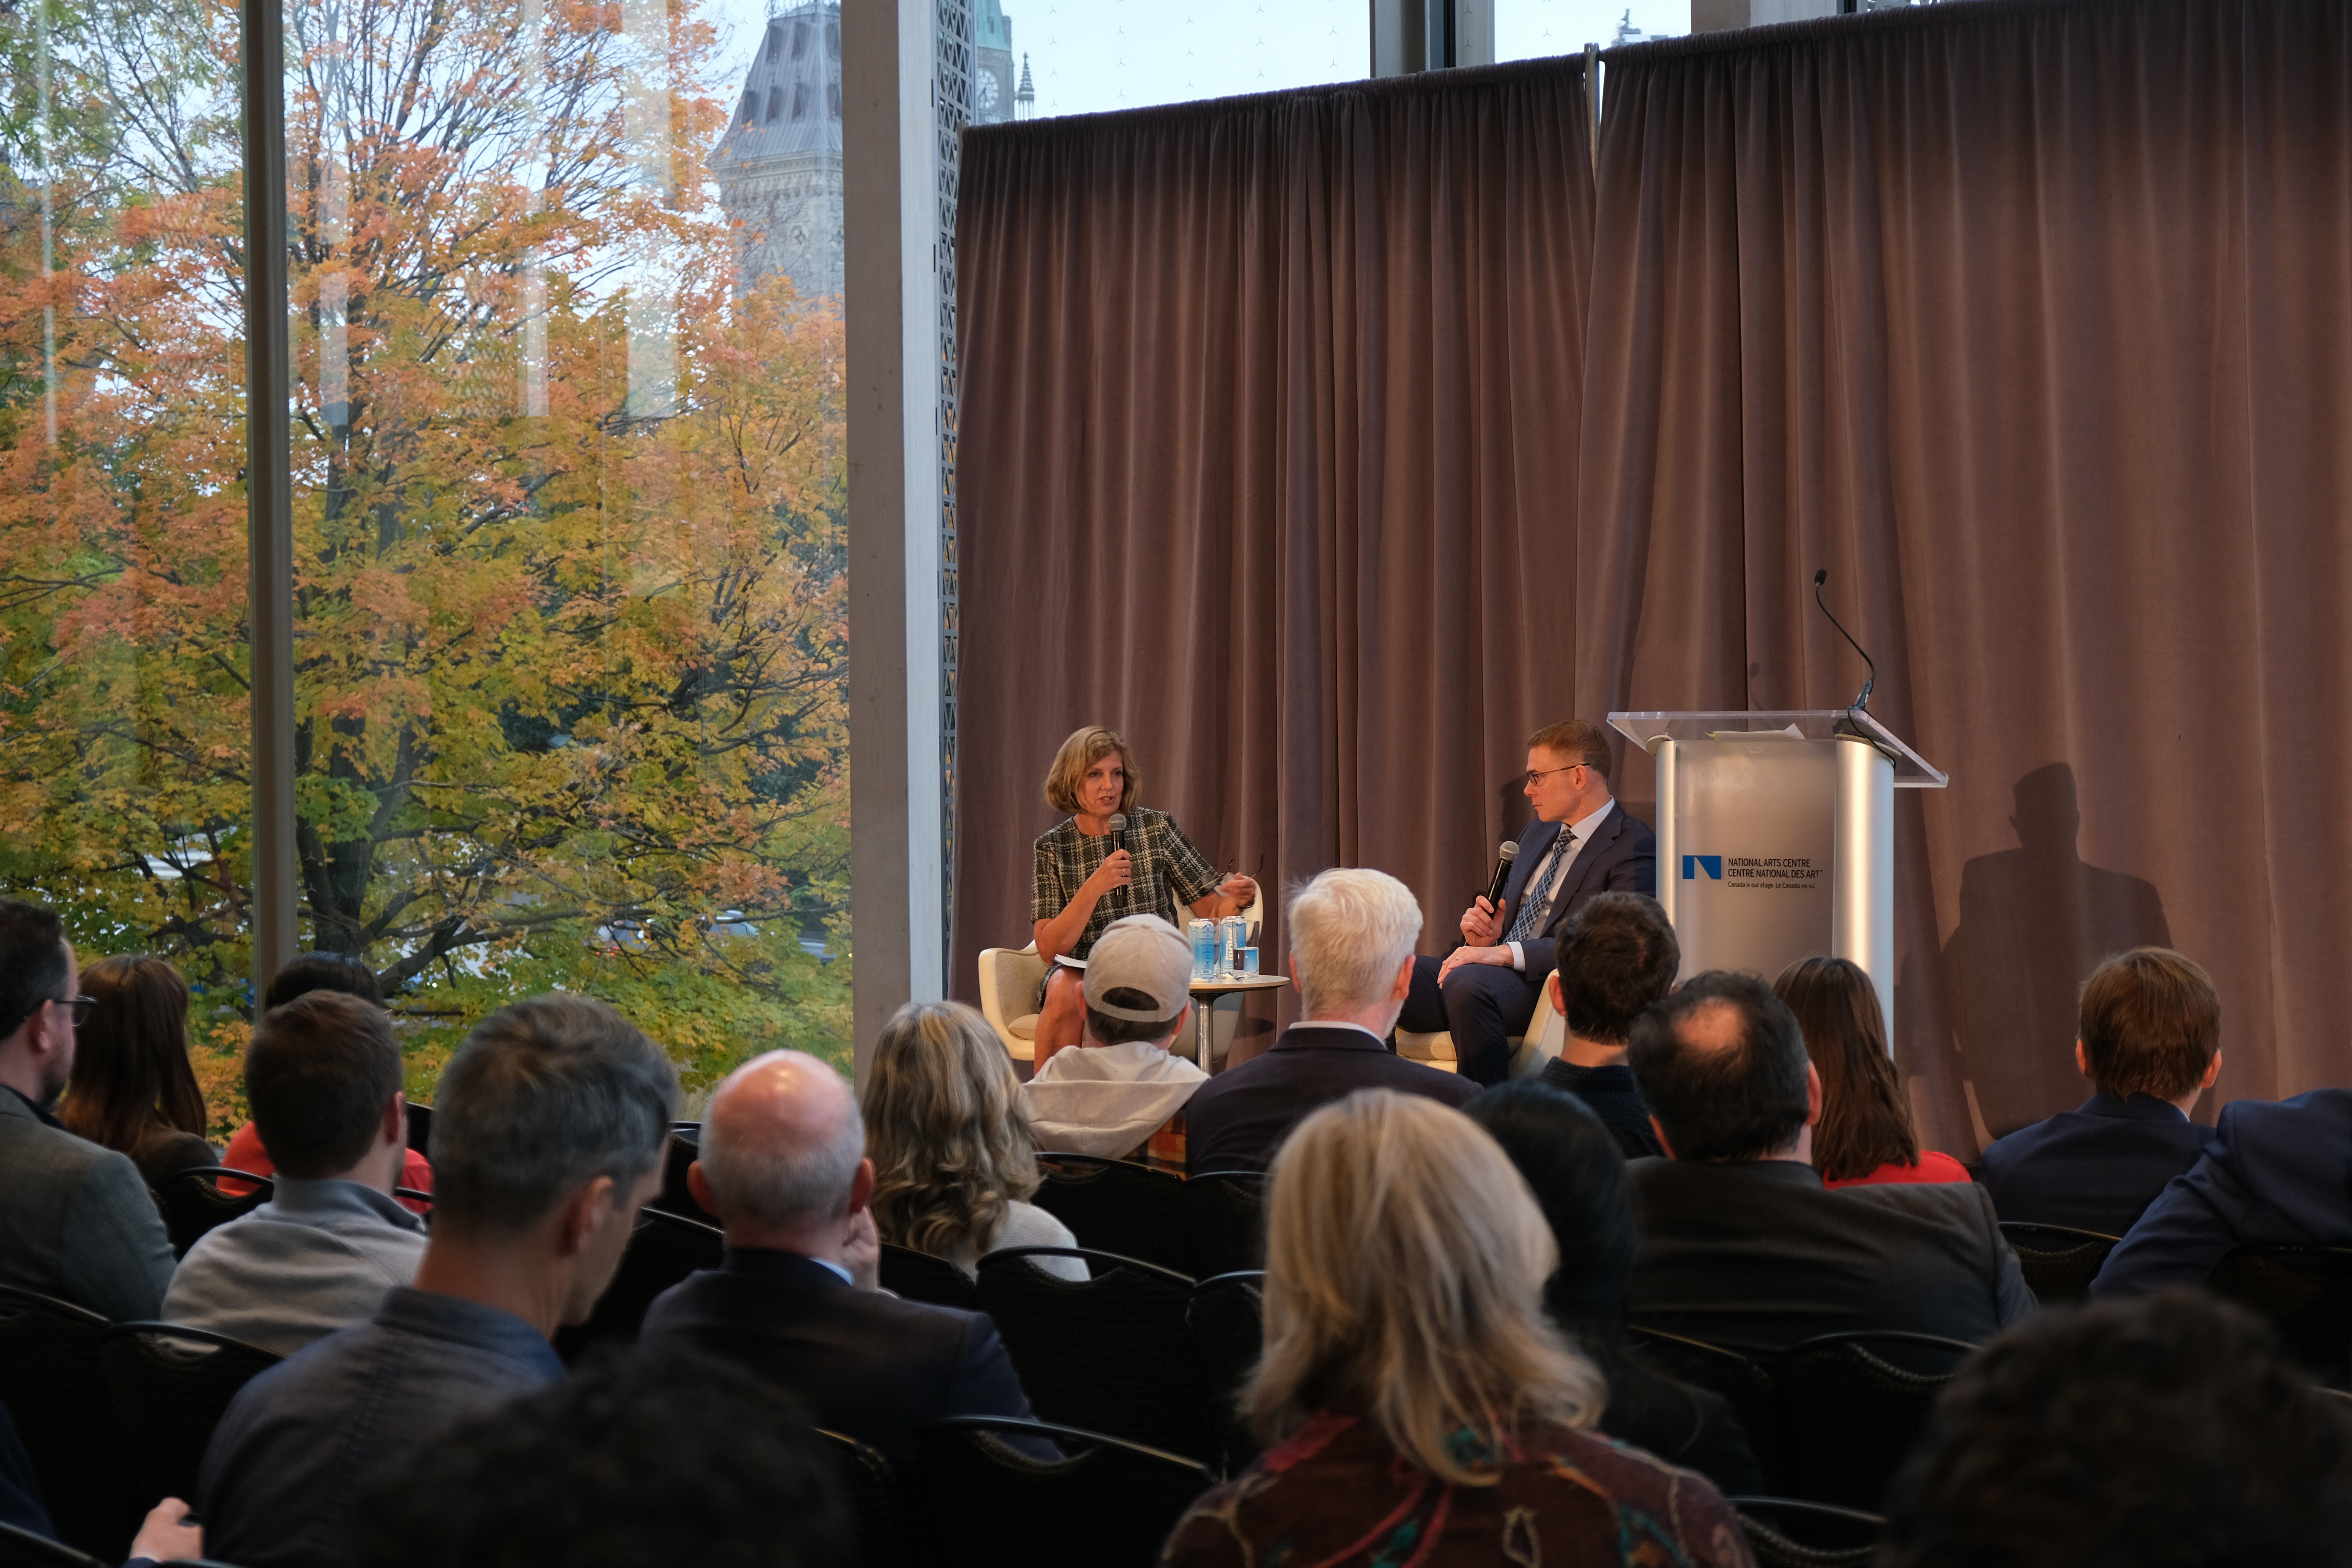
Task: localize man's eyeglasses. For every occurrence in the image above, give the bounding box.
[1522,763,1586,789]
[51,994,95,1026]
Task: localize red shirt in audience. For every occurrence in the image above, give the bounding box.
[1824,1149,1971,1189]
[220,1121,434,1215]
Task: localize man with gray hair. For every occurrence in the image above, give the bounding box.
[639,1049,1043,1467]
[1184,868,1477,1173]
[201,994,677,1568]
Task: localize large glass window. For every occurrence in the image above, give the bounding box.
[284,0,851,1102]
[1016,0,1369,118]
[0,0,253,1128]
[1498,0,1686,56]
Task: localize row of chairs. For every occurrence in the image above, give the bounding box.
[0,1287,282,1562]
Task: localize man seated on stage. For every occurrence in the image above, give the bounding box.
[2091,1082,2352,1296]
[1625,971,2032,1351]
[1396,720,1657,1086]
[1184,868,1476,1174]
[165,991,429,1355]
[640,1049,1046,1468]
[1022,915,1207,1159]
[1978,947,2222,1237]
[1536,892,1676,1161]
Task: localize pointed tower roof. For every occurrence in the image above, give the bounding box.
[711,2,843,174]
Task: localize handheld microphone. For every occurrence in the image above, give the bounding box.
[1107,812,1127,854]
[1484,841,1518,908]
[1812,569,1877,712]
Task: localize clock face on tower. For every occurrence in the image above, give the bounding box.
[978,66,1002,111]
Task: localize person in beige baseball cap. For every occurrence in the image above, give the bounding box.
[1021,914,1208,1159]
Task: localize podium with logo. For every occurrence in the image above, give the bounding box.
[1606,710,1946,1049]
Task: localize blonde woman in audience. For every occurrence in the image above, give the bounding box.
[1161,1090,1748,1568]
[861,1000,1086,1281]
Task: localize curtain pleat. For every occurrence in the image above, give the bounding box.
[1581,0,2352,1149]
[952,62,1596,1045]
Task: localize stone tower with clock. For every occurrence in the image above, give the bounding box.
[974,0,1015,124]
[714,1,1024,301]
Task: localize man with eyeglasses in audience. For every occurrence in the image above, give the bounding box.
[1394,720,1657,1086]
[0,897,174,1321]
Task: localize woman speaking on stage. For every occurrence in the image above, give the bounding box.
[1030,725,1257,1066]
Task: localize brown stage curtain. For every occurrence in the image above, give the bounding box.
[952,61,1596,1038]
[1581,0,2352,1149]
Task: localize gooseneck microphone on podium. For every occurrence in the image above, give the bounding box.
[1813,568,1878,712]
[1108,812,1128,854]
[1484,840,1518,908]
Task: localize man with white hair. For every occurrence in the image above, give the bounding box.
[1183,868,1478,1173]
[638,1049,1043,1466]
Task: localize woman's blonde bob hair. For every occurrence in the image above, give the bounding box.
[1247,1089,1605,1484]
[1043,726,1141,816]
[859,999,1041,1261]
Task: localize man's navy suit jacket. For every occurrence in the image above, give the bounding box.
[1184,1024,1479,1174]
[2092,1089,2352,1296]
[1492,805,1657,976]
[1977,1091,2213,1237]
[640,1248,1041,1465]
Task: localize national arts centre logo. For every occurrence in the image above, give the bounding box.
[1682,855,1825,890]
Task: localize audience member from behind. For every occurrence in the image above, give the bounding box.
[642,1047,1049,1467]
[861,1000,1084,1280]
[1625,971,2030,1350]
[59,955,218,1188]
[1465,1080,1763,1496]
[351,1344,850,1568]
[1980,947,2220,1236]
[201,994,675,1568]
[1773,956,1967,1187]
[222,954,434,1205]
[1535,892,1677,1159]
[0,899,173,1320]
[1022,914,1207,1158]
[1878,1291,2352,1568]
[1162,1090,1746,1567]
[1183,868,1476,1173]
[163,992,427,1355]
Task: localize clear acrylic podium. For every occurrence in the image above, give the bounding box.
[1608,710,1947,1051]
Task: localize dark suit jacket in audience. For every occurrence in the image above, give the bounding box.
[640,1248,1042,1466]
[2091,1089,2352,1297]
[1182,1023,1478,1174]
[1537,1058,1664,1161]
[1977,1091,2211,1237]
[0,1085,173,1322]
[1627,1158,2033,1351]
[202,1286,564,1568]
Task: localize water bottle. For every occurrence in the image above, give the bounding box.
[1188,918,1218,981]
[1219,915,1247,978]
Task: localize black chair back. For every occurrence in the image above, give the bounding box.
[817,1428,913,1568]
[1779,1332,1975,1512]
[159,1168,272,1259]
[99,1323,282,1506]
[975,1247,1221,1465]
[1029,1154,1194,1276]
[647,1125,718,1225]
[0,1288,144,1561]
[1185,1271,1263,1472]
[914,1416,1214,1568]
[877,1243,980,1311]
[1997,1221,2120,1305]
[1628,1327,1790,1494]
[2209,1245,2352,1388]
[1182,1171,1266,1280]
[553,1208,724,1359]
[0,1519,104,1568]
[1727,1498,1883,1568]
[403,1100,432,1155]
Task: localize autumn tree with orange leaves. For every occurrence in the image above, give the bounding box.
[0,0,849,1112]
